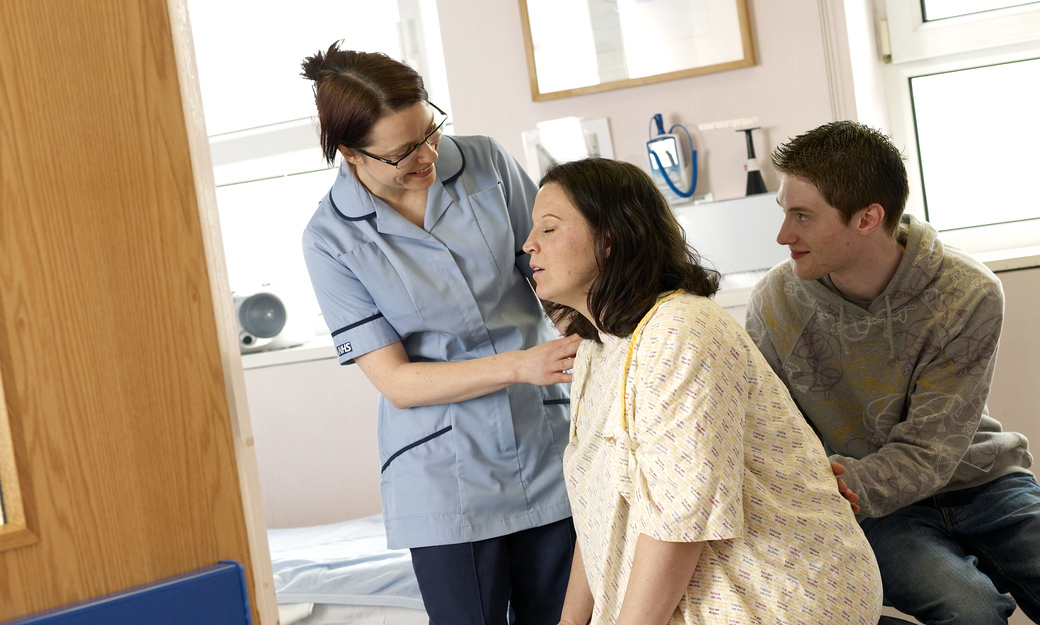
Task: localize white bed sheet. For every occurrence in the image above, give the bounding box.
[277,603,313,625]
[268,514,426,612]
[281,603,429,625]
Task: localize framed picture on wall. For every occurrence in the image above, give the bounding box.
[518,0,756,101]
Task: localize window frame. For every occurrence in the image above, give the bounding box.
[886,0,1040,62]
[881,0,1040,255]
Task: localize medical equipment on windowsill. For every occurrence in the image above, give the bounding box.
[233,283,318,354]
[647,114,697,204]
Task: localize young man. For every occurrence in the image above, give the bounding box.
[745,120,1040,625]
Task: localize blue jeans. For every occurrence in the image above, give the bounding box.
[860,473,1040,625]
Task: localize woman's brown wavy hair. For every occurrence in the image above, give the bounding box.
[539,158,719,340]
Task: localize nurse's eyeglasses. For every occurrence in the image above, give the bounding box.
[353,102,448,169]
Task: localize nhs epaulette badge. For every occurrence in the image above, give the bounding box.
[337,342,352,356]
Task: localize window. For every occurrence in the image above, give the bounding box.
[881,0,1040,254]
[189,1,449,136]
[910,57,1039,232]
[188,0,450,344]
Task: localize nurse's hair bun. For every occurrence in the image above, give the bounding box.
[301,40,345,83]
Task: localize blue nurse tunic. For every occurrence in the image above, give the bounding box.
[302,135,572,549]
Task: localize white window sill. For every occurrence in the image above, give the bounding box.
[242,334,335,369]
[972,245,1040,273]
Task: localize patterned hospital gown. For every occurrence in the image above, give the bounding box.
[565,292,882,624]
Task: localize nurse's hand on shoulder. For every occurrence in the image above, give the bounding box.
[516,334,582,386]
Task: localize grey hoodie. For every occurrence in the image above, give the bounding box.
[746,214,1033,518]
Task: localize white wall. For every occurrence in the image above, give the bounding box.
[246,358,382,528]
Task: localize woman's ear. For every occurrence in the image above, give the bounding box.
[338,145,361,167]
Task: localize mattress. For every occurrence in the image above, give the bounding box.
[279,603,428,625]
[268,514,427,623]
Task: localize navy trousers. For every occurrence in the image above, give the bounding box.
[410,517,575,625]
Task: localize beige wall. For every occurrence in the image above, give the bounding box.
[245,359,382,528]
[988,267,1040,447]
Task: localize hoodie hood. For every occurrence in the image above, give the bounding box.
[791,215,941,359]
[801,215,941,315]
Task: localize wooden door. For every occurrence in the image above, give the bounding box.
[0,0,275,621]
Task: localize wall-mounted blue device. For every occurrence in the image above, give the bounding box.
[647,113,697,204]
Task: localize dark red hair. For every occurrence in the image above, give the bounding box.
[301,42,428,165]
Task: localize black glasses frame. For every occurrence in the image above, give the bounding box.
[352,102,448,168]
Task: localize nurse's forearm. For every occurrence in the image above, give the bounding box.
[615,534,703,625]
[354,335,580,409]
